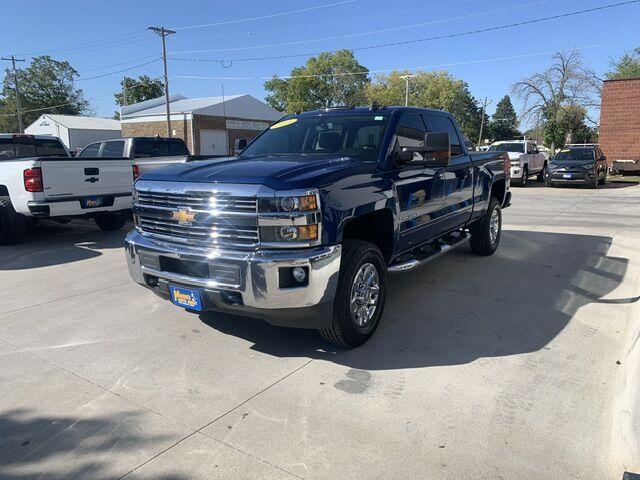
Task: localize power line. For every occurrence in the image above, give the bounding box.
[170,41,622,82]
[170,0,548,54]
[76,58,161,81]
[171,0,357,30]
[8,31,150,58]
[78,54,161,73]
[169,0,640,64]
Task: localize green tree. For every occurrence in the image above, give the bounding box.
[113,75,164,118]
[365,70,483,140]
[607,47,640,80]
[513,51,600,151]
[487,95,520,141]
[264,50,369,112]
[0,55,89,132]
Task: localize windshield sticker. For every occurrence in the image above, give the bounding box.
[270,118,298,129]
[374,116,384,121]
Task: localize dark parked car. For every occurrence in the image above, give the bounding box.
[545,145,608,188]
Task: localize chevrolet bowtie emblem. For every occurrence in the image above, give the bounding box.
[171,209,196,225]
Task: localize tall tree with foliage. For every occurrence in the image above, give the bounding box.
[365,70,483,141]
[113,75,164,118]
[264,50,369,112]
[487,95,520,141]
[607,47,640,80]
[114,75,164,107]
[0,55,89,132]
[512,51,600,151]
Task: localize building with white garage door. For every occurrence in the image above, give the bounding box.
[119,94,282,155]
[25,114,122,153]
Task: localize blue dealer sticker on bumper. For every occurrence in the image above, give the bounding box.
[169,286,203,311]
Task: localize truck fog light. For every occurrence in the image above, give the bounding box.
[292,267,307,283]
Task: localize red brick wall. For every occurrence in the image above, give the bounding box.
[599,78,640,162]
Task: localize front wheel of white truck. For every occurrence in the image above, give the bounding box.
[0,196,28,245]
[320,240,387,348]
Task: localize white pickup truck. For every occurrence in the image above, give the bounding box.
[488,140,547,187]
[0,134,134,244]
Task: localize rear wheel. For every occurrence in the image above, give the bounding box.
[95,211,127,231]
[319,240,387,348]
[470,198,502,256]
[0,196,28,245]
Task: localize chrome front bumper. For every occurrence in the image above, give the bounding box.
[124,230,341,328]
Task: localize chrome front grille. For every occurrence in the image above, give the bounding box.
[135,186,260,249]
[138,191,257,213]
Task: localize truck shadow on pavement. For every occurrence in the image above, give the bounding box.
[0,408,186,480]
[0,221,130,271]
[200,230,634,369]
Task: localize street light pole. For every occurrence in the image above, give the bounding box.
[399,74,415,107]
[2,55,26,133]
[148,26,176,138]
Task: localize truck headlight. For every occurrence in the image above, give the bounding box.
[259,193,318,212]
[260,224,319,242]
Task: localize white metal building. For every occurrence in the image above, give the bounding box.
[25,114,122,152]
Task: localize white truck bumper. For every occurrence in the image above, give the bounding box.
[26,193,132,217]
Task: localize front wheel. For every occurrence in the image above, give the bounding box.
[537,164,547,182]
[517,166,528,187]
[598,171,607,186]
[470,198,502,256]
[95,211,127,231]
[319,240,387,348]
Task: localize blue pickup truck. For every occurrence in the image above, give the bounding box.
[125,106,511,347]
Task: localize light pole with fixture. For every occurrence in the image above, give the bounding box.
[399,74,415,107]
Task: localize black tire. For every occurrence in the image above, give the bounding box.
[537,164,547,182]
[470,198,502,256]
[598,170,606,186]
[320,240,387,348]
[590,176,599,189]
[517,166,528,187]
[0,196,28,245]
[94,211,127,231]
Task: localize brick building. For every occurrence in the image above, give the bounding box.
[120,94,282,155]
[599,78,640,165]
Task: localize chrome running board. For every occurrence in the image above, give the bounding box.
[388,233,471,273]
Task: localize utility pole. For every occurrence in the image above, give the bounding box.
[477,97,492,150]
[148,26,176,137]
[399,74,415,107]
[2,55,26,133]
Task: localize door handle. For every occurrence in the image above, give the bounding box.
[84,167,99,175]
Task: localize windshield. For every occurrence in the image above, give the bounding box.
[554,148,595,162]
[0,137,67,160]
[488,143,525,153]
[240,114,390,161]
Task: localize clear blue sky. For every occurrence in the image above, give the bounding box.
[1,0,639,123]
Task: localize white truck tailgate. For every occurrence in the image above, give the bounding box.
[41,159,133,200]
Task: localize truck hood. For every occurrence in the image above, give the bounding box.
[550,160,593,169]
[138,155,370,190]
[507,152,525,161]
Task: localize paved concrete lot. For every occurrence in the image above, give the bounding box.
[1,183,639,480]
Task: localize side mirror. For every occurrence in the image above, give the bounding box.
[600,155,607,162]
[423,132,451,166]
[393,149,414,165]
[533,148,540,154]
[234,137,249,155]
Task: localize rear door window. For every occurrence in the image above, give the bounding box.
[34,138,67,157]
[168,139,190,156]
[79,143,100,157]
[99,140,125,158]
